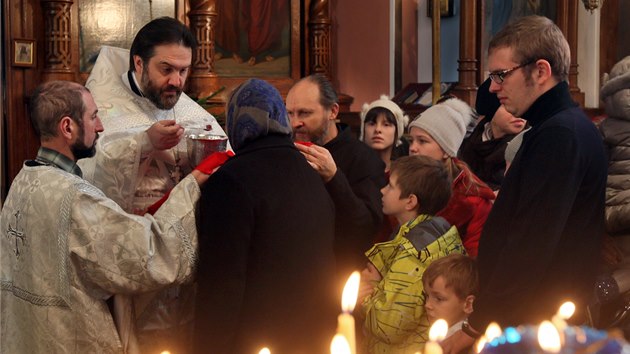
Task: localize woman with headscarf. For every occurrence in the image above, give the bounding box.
[192,79,337,354]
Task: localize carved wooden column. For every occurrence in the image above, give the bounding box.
[450,0,478,107]
[556,0,585,106]
[308,0,332,80]
[187,0,219,98]
[40,0,75,82]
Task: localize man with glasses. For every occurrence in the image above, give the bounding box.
[443,15,607,354]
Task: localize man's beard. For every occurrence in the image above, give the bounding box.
[293,117,329,146]
[71,129,98,160]
[141,68,183,110]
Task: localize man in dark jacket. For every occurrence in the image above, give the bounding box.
[287,74,386,287]
[444,15,607,354]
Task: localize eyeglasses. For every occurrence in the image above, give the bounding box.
[488,60,536,84]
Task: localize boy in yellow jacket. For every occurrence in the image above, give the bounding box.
[359,155,466,354]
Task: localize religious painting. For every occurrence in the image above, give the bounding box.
[13,39,35,67]
[213,0,291,78]
[78,0,176,72]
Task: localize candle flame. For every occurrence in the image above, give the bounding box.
[475,336,488,353]
[429,319,449,341]
[538,321,561,353]
[557,301,576,320]
[258,348,271,354]
[160,352,171,354]
[341,271,361,313]
[330,334,352,354]
[484,322,502,341]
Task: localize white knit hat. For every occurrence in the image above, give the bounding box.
[408,98,473,157]
[360,95,409,146]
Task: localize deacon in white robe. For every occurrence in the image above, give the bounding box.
[76,28,227,352]
[0,163,200,354]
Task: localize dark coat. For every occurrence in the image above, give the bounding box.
[193,134,337,354]
[470,82,607,328]
[324,124,386,281]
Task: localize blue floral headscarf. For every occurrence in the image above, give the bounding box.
[226,79,292,152]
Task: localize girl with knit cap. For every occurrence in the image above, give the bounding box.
[360,95,410,242]
[360,95,410,175]
[408,98,495,257]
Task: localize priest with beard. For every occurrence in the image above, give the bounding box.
[0,80,209,354]
[77,17,227,354]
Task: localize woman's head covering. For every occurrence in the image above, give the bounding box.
[475,78,501,118]
[408,98,474,157]
[226,78,292,151]
[359,95,409,146]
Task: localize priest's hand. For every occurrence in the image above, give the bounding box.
[147,120,184,150]
[441,329,476,354]
[295,143,338,182]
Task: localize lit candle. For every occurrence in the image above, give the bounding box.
[337,271,360,354]
[538,320,561,353]
[551,301,575,331]
[484,322,502,341]
[330,334,352,354]
[475,336,488,354]
[259,348,271,354]
[424,319,448,354]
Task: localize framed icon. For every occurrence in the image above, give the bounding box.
[13,39,35,67]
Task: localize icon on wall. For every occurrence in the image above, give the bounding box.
[13,39,35,67]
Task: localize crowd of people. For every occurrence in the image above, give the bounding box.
[0,13,621,354]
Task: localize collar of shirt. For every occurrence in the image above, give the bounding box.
[127,70,144,97]
[35,147,83,178]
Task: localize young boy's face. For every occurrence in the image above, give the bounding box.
[424,275,472,327]
[380,173,410,220]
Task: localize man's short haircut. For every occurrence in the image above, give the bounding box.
[129,16,197,71]
[423,254,478,300]
[301,74,338,110]
[390,155,452,215]
[29,81,88,140]
[489,15,570,83]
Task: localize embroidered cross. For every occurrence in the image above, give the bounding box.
[6,210,25,258]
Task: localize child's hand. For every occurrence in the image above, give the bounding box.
[358,263,382,303]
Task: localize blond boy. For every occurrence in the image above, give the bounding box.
[423,254,478,338]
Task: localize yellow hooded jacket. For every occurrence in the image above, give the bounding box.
[361,214,465,354]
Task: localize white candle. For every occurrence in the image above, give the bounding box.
[330,334,352,354]
[337,271,360,354]
[424,319,448,354]
[551,301,575,331]
[538,320,561,353]
[484,322,502,341]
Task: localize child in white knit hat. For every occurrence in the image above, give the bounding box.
[360,96,410,243]
[360,95,409,174]
[408,98,495,258]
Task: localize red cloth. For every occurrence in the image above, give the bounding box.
[195,150,234,174]
[295,141,313,147]
[146,151,234,215]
